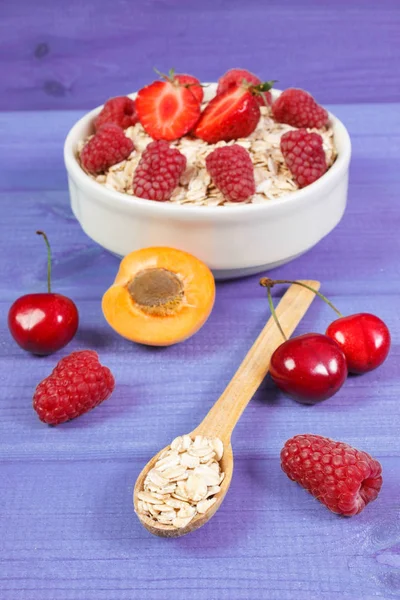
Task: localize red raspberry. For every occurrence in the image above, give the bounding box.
[272,88,328,129]
[80,124,134,175]
[280,129,327,188]
[33,350,115,425]
[217,68,272,107]
[94,96,138,131]
[133,140,186,202]
[206,144,255,203]
[281,434,383,517]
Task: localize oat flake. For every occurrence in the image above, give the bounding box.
[136,434,224,529]
[78,105,336,206]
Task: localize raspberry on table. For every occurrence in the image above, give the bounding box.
[205,144,256,203]
[272,88,328,129]
[281,434,383,517]
[133,140,186,202]
[80,124,134,175]
[94,96,139,131]
[33,350,115,425]
[280,128,327,188]
[217,68,272,107]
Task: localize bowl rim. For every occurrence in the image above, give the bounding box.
[64,86,352,220]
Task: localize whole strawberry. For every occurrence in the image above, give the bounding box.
[281,434,382,516]
[80,124,134,175]
[94,96,139,131]
[133,140,186,202]
[173,73,203,104]
[33,350,115,425]
[194,80,274,143]
[272,88,328,129]
[206,144,255,202]
[152,68,204,104]
[217,68,272,107]
[280,129,327,188]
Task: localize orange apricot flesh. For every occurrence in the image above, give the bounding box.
[102,247,216,346]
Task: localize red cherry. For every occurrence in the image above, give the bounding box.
[8,294,78,355]
[260,278,392,380]
[326,313,390,374]
[270,333,348,404]
[8,232,79,355]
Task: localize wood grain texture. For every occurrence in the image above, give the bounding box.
[197,281,320,441]
[1,92,400,600]
[1,0,400,110]
[133,282,319,538]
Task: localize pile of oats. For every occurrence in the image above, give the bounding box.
[136,434,224,529]
[77,106,336,206]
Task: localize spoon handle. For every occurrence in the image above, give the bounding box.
[194,280,320,442]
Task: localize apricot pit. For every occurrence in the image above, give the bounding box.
[102,247,215,346]
[127,268,184,316]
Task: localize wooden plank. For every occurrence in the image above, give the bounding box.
[0,458,397,599]
[0,0,399,110]
[2,104,400,191]
[1,100,399,598]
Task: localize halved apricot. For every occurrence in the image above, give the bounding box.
[102,247,215,346]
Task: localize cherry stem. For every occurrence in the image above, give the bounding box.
[267,286,287,341]
[260,278,343,318]
[36,231,52,293]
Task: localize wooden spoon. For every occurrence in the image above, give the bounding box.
[133,280,320,537]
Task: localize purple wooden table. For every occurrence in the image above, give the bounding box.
[1,2,400,599]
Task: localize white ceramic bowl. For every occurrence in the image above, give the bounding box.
[64,86,351,279]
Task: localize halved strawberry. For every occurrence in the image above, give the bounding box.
[136,80,201,141]
[217,68,273,107]
[194,86,261,143]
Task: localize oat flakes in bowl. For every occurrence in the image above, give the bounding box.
[64,81,351,278]
[77,105,336,207]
